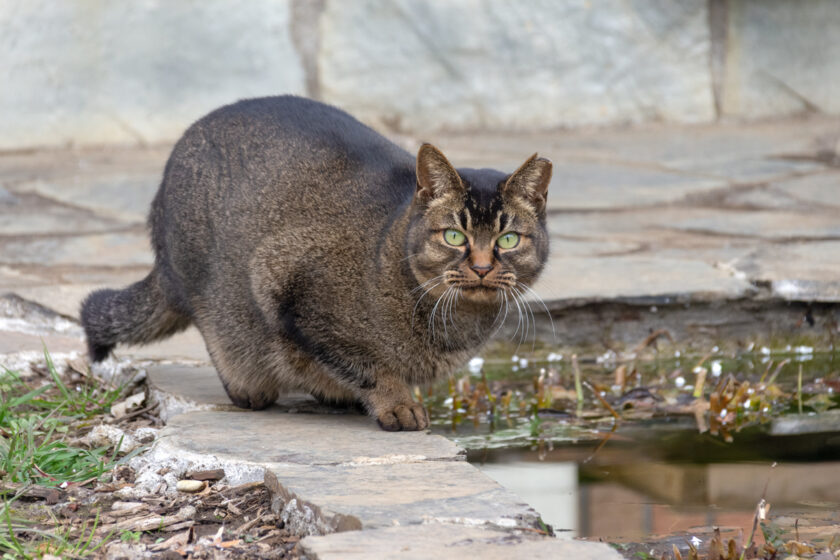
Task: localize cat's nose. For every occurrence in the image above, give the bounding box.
[470,264,493,278]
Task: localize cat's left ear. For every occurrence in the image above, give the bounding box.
[502,154,552,212]
[415,143,464,205]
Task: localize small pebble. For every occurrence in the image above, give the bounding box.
[176,480,206,493]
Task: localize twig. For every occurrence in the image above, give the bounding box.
[32,463,57,481]
[236,515,265,535]
[631,329,674,353]
[797,364,803,415]
[765,359,790,386]
[692,351,712,372]
[693,368,707,399]
[583,381,620,420]
[572,354,583,418]
[759,360,774,384]
[741,462,776,560]
[108,402,160,424]
[583,423,619,464]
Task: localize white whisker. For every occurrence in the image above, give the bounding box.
[411,279,444,329]
[411,275,445,294]
[509,287,525,350]
[511,285,536,352]
[517,282,556,343]
[400,252,423,263]
[428,285,452,342]
[489,289,508,338]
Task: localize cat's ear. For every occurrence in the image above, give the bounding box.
[502,154,552,212]
[415,143,464,205]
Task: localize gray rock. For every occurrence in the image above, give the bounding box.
[153,404,535,532]
[319,0,714,132]
[301,524,622,560]
[121,328,211,363]
[667,209,840,240]
[0,191,125,237]
[533,253,753,303]
[147,364,235,414]
[147,364,358,419]
[0,1,305,149]
[160,407,464,465]
[0,230,152,267]
[678,157,825,185]
[773,172,840,210]
[266,460,538,532]
[542,160,723,211]
[723,0,840,118]
[772,410,840,436]
[733,241,840,301]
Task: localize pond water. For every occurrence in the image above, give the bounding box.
[427,349,840,550]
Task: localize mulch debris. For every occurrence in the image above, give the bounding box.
[9,467,301,559]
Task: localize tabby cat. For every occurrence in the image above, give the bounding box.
[81,96,551,431]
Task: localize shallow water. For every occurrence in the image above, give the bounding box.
[428,349,840,450]
[428,349,840,548]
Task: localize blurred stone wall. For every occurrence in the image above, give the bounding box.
[1,0,837,150]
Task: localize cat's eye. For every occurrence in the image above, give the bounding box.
[444,229,467,247]
[496,232,520,249]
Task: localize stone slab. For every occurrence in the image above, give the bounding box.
[773,172,840,210]
[540,160,724,211]
[11,283,135,321]
[0,190,127,236]
[267,460,537,531]
[0,230,152,268]
[0,330,84,357]
[0,1,305,149]
[300,524,622,560]
[147,364,233,408]
[732,241,840,301]
[2,146,169,223]
[533,254,753,303]
[120,328,211,363]
[772,410,840,436]
[723,0,840,118]
[675,157,825,186]
[320,0,713,132]
[147,364,331,415]
[435,117,840,173]
[161,408,464,466]
[669,210,840,240]
[149,369,541,533]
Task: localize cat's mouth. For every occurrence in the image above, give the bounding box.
[451,282,509,300]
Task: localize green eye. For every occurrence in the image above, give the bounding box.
[444,229,467,246]
[496,232,520,249]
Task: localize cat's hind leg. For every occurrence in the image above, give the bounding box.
[199,323,281,410]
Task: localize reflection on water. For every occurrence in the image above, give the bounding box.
[478,461,580,538]
[476,448,840,547]
[440,349,840,547]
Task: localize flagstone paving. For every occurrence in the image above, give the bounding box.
[141,364,620,558]
[2,116,839,558]
[1,116,838,337]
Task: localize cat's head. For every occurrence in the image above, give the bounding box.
[406,143,551,304]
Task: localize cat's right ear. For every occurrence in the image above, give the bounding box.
[415,143,464,205]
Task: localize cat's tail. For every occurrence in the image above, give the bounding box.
[80,269,191,362]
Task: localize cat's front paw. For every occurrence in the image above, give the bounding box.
[376,403,429,431]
